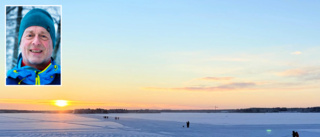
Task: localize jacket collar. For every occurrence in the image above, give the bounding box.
[7,53,61,85]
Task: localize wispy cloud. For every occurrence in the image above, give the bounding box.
[145,82,257,92]
[0,99,106,106]
[0,99,50,104]
[200,77,234,81]
[279,69,304,76]
[145,81,319,92]
[209,57,250,62]
[278,67,320,81]
[291,51,302,55]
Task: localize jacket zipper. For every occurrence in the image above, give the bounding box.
[35,71,40,85]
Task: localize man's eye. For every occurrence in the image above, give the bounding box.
[41,35,48,40]
[25,34,33,39]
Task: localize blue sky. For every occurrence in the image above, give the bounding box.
[0,0,319,110]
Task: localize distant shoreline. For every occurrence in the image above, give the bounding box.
[1,107,320,113]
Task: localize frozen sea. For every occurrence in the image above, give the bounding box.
[0,113,319,137]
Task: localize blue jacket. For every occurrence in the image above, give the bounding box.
[6,54,61,85]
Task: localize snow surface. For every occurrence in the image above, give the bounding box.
[0,113,319,137]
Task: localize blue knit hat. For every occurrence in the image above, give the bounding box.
[18,8,56,49]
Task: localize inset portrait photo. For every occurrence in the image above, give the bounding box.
[6,6,61,85]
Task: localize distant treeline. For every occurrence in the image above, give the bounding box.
[1,107,320,113]
[73,109,160,114]
[49,107,320,114]
[0,110,45,113]
[234,107,320,113]
[0,109,73,113]
[73,108,118,114]
[72,108,226,114]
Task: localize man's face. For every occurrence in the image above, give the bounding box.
[20,26,53,67]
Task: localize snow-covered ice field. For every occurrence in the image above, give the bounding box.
[0,113,319,137]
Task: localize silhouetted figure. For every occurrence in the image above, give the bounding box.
[186,121,190,128]
[103,116,107,119]
[292,131,299,137]
[292,131,296,137]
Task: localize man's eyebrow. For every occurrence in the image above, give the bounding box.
[24,30,49,34]
[39,31,50,34]
[24,30,34,33]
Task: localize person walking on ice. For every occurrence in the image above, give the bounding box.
[186,121,190,128]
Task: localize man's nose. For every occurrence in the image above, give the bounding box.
[32,35,41,46]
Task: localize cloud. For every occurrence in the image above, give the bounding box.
[209,57,249,62]
[0,99,49,104]
[217,82,256,89]
[291,51,302,55]
[200,77,234,81]
[278,67,320,81]
[0,99,106,106]
[279,69,304,76]
[145,82,257,92]
[144,80,319,93]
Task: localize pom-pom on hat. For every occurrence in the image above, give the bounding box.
[18,8,56,49]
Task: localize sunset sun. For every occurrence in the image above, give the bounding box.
[54,100,69,107]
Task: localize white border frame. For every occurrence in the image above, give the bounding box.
[5,5,62,86]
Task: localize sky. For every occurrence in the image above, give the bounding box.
[0,0,319,110]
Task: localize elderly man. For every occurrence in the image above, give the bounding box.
[7,8,61,85]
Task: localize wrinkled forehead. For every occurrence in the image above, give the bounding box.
[23,26,50,35]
